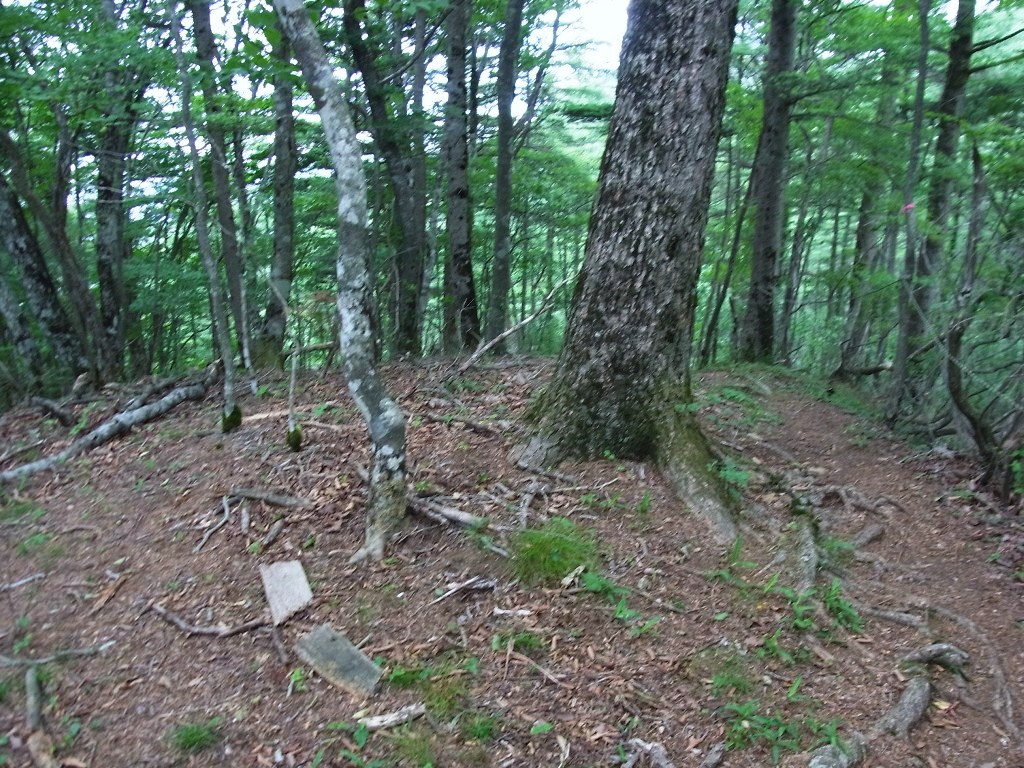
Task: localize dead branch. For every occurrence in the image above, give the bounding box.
[145,602,267,638]
[1,640,114,667]
[429,576,498,605]
[25,665,42,730]
[0,366,218,485]
[229,487,312,508]
[697,742,725,768]
[411,497,487,529]
[1,572,45,592]
[452,275,572,377]
[622,738,676,768]
[29,397,73,427]
[902,642,970,670]
[193,497,231,553]
[357,703,426,731]
[421,411,504,438]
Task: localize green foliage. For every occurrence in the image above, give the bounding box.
[0,499,45,523]
[491,630,544,656]
[511,517,598,585]
[460,712,500,741]
[719,701,803,764]
[386,655,475,719]
[169,718,221,753]
[16,532,53,556]
[819,580,863,634]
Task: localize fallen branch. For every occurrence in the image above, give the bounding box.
[229,487,312,508]
[357,703,426,731]
[429,576,498,605]
[421,411,504,439]
[0,366,218,485]
[1,572,45,592]
[25,665,60,768]
[452,275,572,377]
[622,738,676,768]
[145,602,267,637]
[1,640,114,667]
[29,397,73,427]
[193,497,231,553]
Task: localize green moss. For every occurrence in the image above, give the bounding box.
[512,517,598,585]
[221,405,242,433]
[286,426,303,452]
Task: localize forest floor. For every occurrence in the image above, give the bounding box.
[0,359,1021,768]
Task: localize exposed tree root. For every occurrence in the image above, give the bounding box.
[869,676,932,739]
[144,602,267,638]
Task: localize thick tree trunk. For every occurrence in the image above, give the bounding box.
[343,0,427,356]
[520,0,739,543]
[274,0,408,563]
[736,0,798,363]
[0,272,44,386]
[0,172,89,376]
[483,0,526,348]
[889,0,975,421]
[254,30,297,368]
[442,0,481,353]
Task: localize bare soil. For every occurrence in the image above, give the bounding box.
[1,359,1021,767]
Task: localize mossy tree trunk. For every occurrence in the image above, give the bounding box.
[520,0,740,542]
[273,0,407,563]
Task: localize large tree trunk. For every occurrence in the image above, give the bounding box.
[483,0,526,348]
[254,29,297,368]
[0,171,89,376]
[736,0,798,363]
[442,0,481,353]
[274,0,408,563]
[519,0,739,543]
[0,272,45,387]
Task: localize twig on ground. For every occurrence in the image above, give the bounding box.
[193,496,231,553]
[1,572,45,592]
[357,703,426,731]
[429,576,498,605]
[145,602,267,638]
[623,738,676,768]
[1,641,115,668]
[421,411,504,438]
[509,650,570,688]
[262,518,286,548]
[229,487,312,508]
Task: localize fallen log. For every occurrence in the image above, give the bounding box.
[0,367,218,485]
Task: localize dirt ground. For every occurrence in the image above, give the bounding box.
[1,359,1021,768]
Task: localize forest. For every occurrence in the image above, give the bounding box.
[1,0,1023,766]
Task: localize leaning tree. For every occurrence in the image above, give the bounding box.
[272,0,407,563]
[517,0,740,542]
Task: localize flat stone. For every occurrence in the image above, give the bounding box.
[294,624,382,696]
[259,561,313,626]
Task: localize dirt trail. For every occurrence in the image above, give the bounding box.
[0,362,1020,767]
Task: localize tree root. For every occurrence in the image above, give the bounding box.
[869,676,932,739]
[144,602,267,637]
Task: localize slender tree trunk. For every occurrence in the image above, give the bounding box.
[254,29,297,368]
[889,0,975,421]
[483,0,526,347]
[188,0,247,364]
[442,0,481,353]
[170,2,239,431]
[274,0,407,563]
[736,0,798,362]
[521,0,740,543]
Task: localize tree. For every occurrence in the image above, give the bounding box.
[736,0,798,363]
[273,0,408,563]
[518,0,740,542]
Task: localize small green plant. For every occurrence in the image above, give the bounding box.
[716,458,752,497]
[511,517,598,585]
[529,721,554,735]
[390,724,441,766]
[819,580,862,633]
[728,535,757,569]
[460,712,500,741]
[580,571,628,602]
[16,532,52,556]
[0,677,17,703]
[757,629,795,666]
[13,633,32,654]
[169,718,221,753]
[386,655,474,719]
[633,490,653,518]
[719,701,802,764]
[612,598,640,623]
[710,666,754,697]
[628,616,662,638]
[491,630,544,656]
[288,667,306,693]
[0,499,45,523]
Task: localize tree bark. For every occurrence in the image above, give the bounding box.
[342,0,428,356]
[188,0,247,363]
[442,0,481,353]
[520,0,740,543]
[483,0,526,348]
[0,171,89,376]
[0,271,44,387]
[254,29,297,368]
[889,0,976,421]
[736,0,798,363]
[274,0,408,563]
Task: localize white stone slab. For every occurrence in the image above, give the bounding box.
[259,560,312,626]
